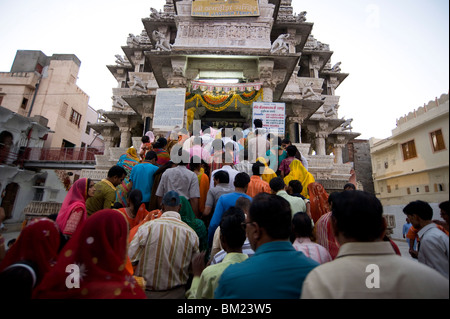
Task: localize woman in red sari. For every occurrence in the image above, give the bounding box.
[0,218,60,299]
[308,182,330,224]
[56,178,95,240]
[33,209,146,299]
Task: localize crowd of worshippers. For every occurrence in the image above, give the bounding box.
[0,122,448,299]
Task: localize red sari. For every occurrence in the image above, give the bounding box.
[56,178,89,236]
[308,182,330,224]
[0,218,60,286]
[32,210,146,299]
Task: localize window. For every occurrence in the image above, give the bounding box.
[402,140,417,160]
[430,129,446,152]
[387,185,392,193]
[85,122,91,135]
[69,109,82,127]
[21,98,29,110]
[425,185,430,193]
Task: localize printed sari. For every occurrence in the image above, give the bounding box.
[56,178,89,236]
[308,182,330,224]
[116,148,140,207]
[33,210,146,299]
[0,218,60,286]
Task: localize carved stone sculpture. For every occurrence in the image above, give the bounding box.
[270,34,290,54]
[152,30,172,52]
[112,96,127,109]
[131,75,147,93]
[341,118,353,131]
[301,82,319,99]
[324,104,339,118]
[296,11,307,22]
[115,55,130,66]
[331,62,342,73]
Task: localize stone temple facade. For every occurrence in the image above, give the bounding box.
[86,0,362,193]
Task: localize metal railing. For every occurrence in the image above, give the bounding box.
[0,147,104,168]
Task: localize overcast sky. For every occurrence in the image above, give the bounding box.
[0,0,448,139]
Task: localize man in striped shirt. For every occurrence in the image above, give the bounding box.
[128,191,200,299]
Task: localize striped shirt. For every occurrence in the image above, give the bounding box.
[128,211,199,291]
[210,239,255,265]
[246,175,271,198]
[292,237,332,264]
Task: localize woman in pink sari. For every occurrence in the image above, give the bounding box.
[56,178,95,240]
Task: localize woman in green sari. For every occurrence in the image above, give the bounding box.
[179,196,208,253]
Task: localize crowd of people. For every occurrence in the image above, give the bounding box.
[0,121,448,299]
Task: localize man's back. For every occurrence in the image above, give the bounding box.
[129,211,199,291]
[215,241,319,299]
[130,163,159,202]
[276,190,306,216]
[418,223,449,279]
[301,242,449,299]
[207,192,252,244]
[156,166,200,200]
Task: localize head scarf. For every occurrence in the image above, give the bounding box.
[308,182,330,223]
[33,210,146,299]
[256,157,277,184]
[56,178,89,235]
[179,196,208,252]
[145,131,155,144]
[0,218,60,285]
[283,159,315,199]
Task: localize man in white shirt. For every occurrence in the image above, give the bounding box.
[301,191,449,299]
[403,200,449,279]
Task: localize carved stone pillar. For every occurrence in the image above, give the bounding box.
[119,128,132,148]
[315,132,328,156]
[310,55,321,78]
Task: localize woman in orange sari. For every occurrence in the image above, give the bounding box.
[308,182,330,224]
[32,210,146,299]
[115,189,151,230]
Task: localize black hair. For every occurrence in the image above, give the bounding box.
[234,172,250,189]
[343,183,356,190]
[190,156,202,170]
[286,145,298,157]
[288,180,303,194]
[213,170,230,184]
[249,193,292,240]
[141,136,150,143]
[292,212,313,238]
[439,201,449,216]
[254,119,263,128]
[145,150,157,162]
[252,161,265,176]
[220,207,246,250]
[403,200,434,221]
[112,202,124,209]
[269,177,285,192]
[128,189,143,216]
[108,165,127,178]
[331,190,385,242]
[154,137,167,149]
[281,139,291,145]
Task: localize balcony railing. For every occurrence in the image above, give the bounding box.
[0,147,104,168]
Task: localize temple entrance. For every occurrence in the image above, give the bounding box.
[200,111,247,129]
